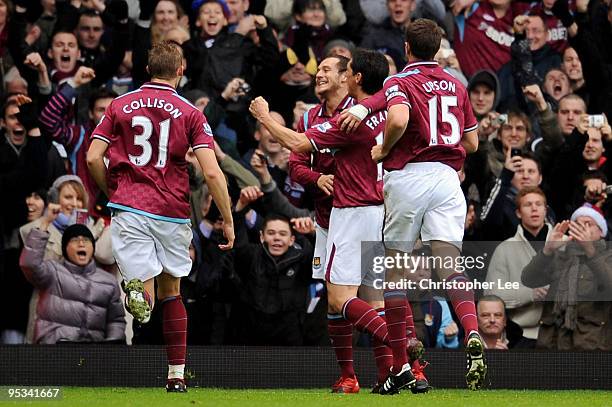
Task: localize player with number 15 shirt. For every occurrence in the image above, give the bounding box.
[382,61,478,172]
[92,82,213,221]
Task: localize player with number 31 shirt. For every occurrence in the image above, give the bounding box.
[92,82,212,220]
[87,41,233,393]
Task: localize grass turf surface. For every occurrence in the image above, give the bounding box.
[2,388,612,407]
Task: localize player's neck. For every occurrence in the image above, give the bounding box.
[150,77,178,89]
[406,56,433,66]
[322,89,349,114]
[353,89,371,103]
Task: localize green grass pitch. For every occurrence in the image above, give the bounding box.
[2,388,612,407]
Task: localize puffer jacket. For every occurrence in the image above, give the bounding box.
[19,228,125,344]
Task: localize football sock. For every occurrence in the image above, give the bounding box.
[405,301,416,339]
[383,290,408,374]
[327,314,355,379]
[445,273,479,337]
[341,297,389,344]
[372,308,393,383]
[162,295,187,379]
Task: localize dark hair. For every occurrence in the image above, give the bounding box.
[405,18,443,60]
[51,29,78,42]
[515,185,547,207]
[517,151,542,175]
[148,41,183,80]
[325,54,349,72]
[262,214,293,235]
[28,188,48,205]
[582,171,608,184]
[292,0,325,16]
[79,8,102,19]
[506,110,533,138]
[350,48,389,95]
[88,88,118,112]
[2,98,18,118]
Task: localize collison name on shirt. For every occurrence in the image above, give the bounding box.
[121,97,183,119]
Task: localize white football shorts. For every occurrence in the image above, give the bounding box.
[324,205,385,287]
[383,162,466,253]
[111,210,193,282]
[312,222,328,280]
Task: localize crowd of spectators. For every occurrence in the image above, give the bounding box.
[0,0,610,351]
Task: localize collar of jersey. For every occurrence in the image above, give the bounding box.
[403,61,438,70]
[142,82,177,93]
[318,95,354,117]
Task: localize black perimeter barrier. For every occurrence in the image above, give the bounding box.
[1,346,611,389]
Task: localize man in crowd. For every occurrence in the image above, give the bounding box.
[485,186,552,347]
[522,204,612,350]
[477,295,532,349]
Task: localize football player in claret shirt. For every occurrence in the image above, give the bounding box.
[290,55,353,290]
[250,49,419,395]
[369,18,485,391]
[86,41,234,392]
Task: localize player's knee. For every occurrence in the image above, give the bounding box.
[156,281,180,300]
[327,296,345,315]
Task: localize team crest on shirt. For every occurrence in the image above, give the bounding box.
[312,257,321,269]
[203,123,213,136]
[315,122,332,133]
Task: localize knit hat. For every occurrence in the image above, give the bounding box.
[61,224,95,260]
[192,0,231,19]
[468,70,497,93]
[570,203,608,237]
[48,175,85,204]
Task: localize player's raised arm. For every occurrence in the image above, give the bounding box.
[194,147,235,250]
[249,97,313,153]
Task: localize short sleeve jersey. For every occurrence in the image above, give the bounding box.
[382,61,478,172]
[304,108,385,208]
[91,82,213,222]
[289,96,353,227]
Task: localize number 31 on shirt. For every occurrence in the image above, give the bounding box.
[129,115,170,168]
